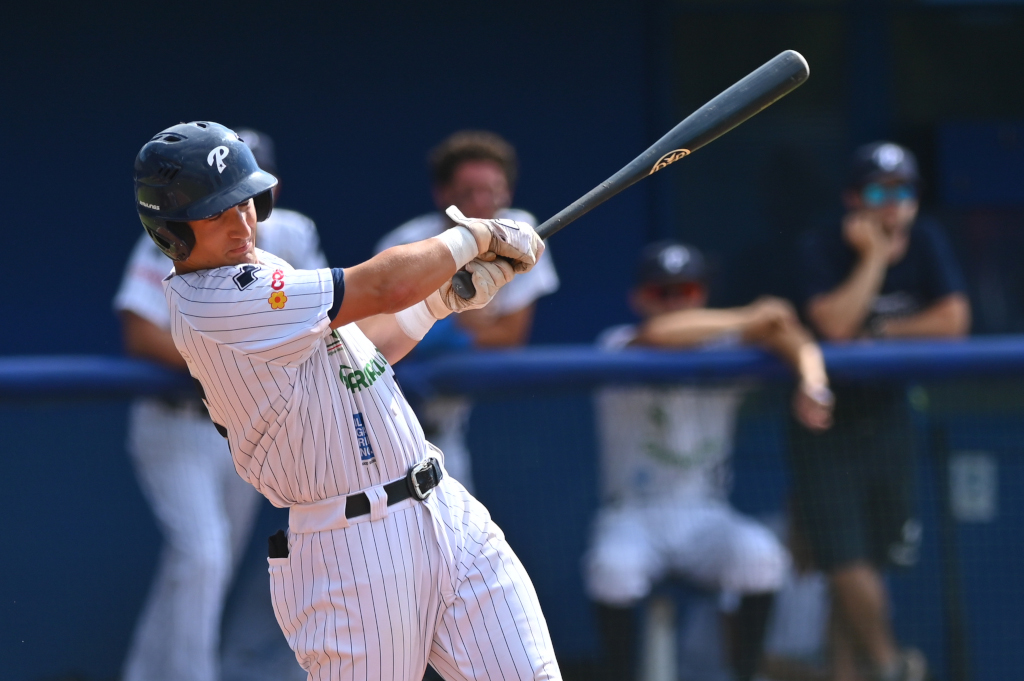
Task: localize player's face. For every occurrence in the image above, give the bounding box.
[435,160,511,221]
[845,177,918,237]
[179,198,258,272]
[632,281,708,317]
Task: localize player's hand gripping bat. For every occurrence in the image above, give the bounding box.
[452,49,810,299]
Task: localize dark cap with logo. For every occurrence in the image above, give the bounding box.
[636,240,708,286]
[847,141,920,188]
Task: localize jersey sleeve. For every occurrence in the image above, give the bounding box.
[168,260,344,365]
[113,234,175,329]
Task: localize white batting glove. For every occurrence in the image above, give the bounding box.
[427,256,516,315]
[445,205,545,273]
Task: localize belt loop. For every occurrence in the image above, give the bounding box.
[365,485,389,522]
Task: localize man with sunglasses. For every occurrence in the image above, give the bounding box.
[792,142,970,681]
[584,241,833,681]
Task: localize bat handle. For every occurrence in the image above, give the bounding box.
[451,270,476,299]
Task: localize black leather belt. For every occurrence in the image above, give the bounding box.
[344,457,443,519]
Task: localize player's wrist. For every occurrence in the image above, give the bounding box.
[435,226,481,269]
[395,298,443,341]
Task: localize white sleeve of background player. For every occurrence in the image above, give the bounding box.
[113,234,175,329]
[167,251,342,365]
[257,209,329,270]
[485,208,559,316]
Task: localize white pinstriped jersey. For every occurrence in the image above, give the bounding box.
[163,248,428,507]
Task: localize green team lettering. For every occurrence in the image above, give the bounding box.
[337,352,390,393]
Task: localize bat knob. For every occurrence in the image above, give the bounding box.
[451,270,476,299]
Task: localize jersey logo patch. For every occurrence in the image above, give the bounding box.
[271,269,285,290]
[338,350,389,393]
[233,264,260,290]
[207,145,230,173]
[352,412,376,464]
[268,291,288,309]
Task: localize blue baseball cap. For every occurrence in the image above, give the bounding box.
[847,141,920,189]
[636,240,708,286]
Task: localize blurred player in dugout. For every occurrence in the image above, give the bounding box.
[375,130,559,492]
[791,141,970,681]
[114,129,327,681]
[585,241,835,681]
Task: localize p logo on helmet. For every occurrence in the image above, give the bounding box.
[207,146,230,173]
[133,121,278,262]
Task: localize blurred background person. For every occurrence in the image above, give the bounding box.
[374,130,559,492]
[114,128,326,681]
[790,141,971,681]
[584,240,833,681]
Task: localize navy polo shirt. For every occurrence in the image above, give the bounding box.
[798,215,967,330]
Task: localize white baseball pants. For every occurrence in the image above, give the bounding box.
[584,499,789,606]
[269,476,561,681]
[123,400,262,681]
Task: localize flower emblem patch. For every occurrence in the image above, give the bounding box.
[268,291,288,309]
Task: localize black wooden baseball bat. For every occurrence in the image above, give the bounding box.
[452,49,809,299]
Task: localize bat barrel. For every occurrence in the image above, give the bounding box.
[537,50,808,240]
[454,50,809,297]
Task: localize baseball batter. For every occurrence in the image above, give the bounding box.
[115,127,327,681]
[133,121,561,681]
[584,241,833,681]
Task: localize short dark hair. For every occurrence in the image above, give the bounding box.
[429,130,518,189]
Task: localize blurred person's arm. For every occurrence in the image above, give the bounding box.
[806,212,890,341]
[120,311,188,370]
[745,301,833,431]
[873,294,970,339]
[637,297,832,430]
[635,307,759,347]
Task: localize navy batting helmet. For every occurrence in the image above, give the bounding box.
[134,121,278,261]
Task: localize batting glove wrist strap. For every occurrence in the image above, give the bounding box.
[435,226,480,269]
[445,205,544,274]
[396,296,450,341]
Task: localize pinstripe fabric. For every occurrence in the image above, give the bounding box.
[164,249,428,507]
[166,250,560,680]
[270,478,561,681]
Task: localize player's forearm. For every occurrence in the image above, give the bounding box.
[332,238,463,328]
[635,308,752,347]
[806,255,888,341]
[759,320,829,390]
[876,294,971,339]
[119,311,189,370]
[355,314,420,364]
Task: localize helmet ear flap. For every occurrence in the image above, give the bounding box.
[254,189,274,222]
[141,215,195,262]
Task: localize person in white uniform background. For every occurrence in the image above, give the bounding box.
[115,127,327,681]
[134,120,560,681]
[375,130,559,493]
[584,241,835,681]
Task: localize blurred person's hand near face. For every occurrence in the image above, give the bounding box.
[843,179,918,265]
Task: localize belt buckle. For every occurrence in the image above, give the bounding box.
[406,457,441,501]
